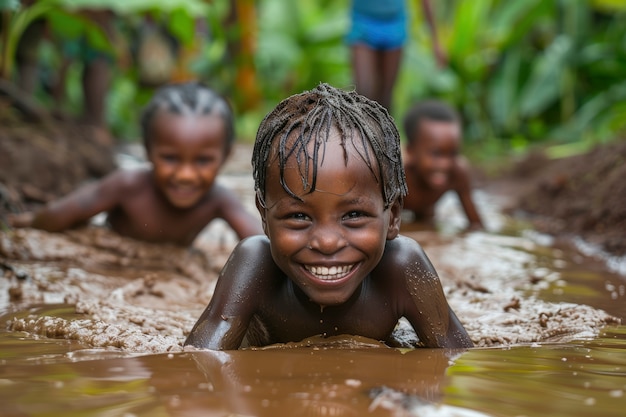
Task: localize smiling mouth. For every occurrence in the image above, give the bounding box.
[305,264,354,280]
[170,184,201,199]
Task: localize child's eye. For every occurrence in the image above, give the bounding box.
[343,211,364,221]
[289,212,310,221]
[160,154,179,163]
[280,212,311,229]
[196,156,215,166]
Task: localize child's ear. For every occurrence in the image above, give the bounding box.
[255,194,269,235]
[386,198,402,240]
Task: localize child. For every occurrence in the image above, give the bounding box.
[9,82,263,246]
[402,100,483,229]
[184,84,473,350]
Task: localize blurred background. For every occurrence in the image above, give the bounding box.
[2,0,626,167]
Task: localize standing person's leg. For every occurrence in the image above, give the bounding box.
[351,43,382,105]
[82,56,110,128]
[378,47,403,112]
[15,19,47,93]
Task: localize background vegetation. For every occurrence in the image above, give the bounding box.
[2,0,626,165]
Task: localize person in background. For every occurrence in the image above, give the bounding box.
[14,6,118,136]
[9,82,263,246]
[402,99,483,230]
[346,0,444,112]
[184,83,473,350]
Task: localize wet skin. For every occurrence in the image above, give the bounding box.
[9,112,263,245]
[185,136,473,350]
[402,119,483,229]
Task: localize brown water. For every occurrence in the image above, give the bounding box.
[1,145,625,417]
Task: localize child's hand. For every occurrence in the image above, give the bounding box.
[7,212,35,228]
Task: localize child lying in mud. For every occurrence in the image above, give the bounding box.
[402,100,483,230]
[184,83,473,350]
[9,82,263,246]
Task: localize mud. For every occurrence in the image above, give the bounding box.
[0,195,621,354]
[0,106,623,343]
[497,140,626,256]
[1,120,625,416]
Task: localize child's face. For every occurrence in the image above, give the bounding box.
[257,131,401,307]
[148,111,229,209]
[405,120,461,190]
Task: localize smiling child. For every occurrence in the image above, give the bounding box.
[402,100,483,229]
[9,82,263,245]
[184,83,473,350]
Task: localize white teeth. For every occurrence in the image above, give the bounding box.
[306,264,354,280]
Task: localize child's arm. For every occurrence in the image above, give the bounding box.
[9,170,128,232]
[214,185,264,239]
[185,235,273,350]
[454,157,484,230]
[382,236,473,348]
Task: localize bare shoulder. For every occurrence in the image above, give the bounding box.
[451,155,473,189]
[222,235,278,289]
[93,168,153,198]
[106,168,152,190]
[453,155,472,175]
[230,235,274,269]
[384,235,428,258]
[205,182,244,205]
[376,235,436,278]
[236,234,271,252]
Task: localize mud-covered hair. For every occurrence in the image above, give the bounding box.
[403,100,459,146]
[140,81,235,152]
[252,83,407,210]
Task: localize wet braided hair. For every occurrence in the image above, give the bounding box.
[403,100,459,146]
[252,83,407,210]
[140,81,235,152]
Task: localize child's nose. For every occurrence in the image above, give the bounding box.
[174,163,198,181]
[435,155,454,170]
[309,223,347,254]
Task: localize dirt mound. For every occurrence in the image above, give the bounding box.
[0,96,115,221]
[504,140,626,256]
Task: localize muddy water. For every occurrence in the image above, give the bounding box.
[1,144,625,417]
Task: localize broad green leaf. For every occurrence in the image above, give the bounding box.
[551,79,626,141]
[166,8,197,47]
[487,47,521,131]
[491,0,554,49]
[449,0,492,58]
[519,35,573,118]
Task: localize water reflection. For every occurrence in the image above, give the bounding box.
[447,327,626,417]
[188,340,465,416]
[2,328,625,416]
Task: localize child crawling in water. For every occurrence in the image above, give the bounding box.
[9,82,263,245]
[402,100,483,230]
[184,83,473,350]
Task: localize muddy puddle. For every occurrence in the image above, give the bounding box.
[1,144,625,417]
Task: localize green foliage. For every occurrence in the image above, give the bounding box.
[256,0,350,103]
[398,0,626,162]
[4,0,626,157]
[0,0,20,11]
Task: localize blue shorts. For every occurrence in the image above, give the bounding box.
[345,10,407,50]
